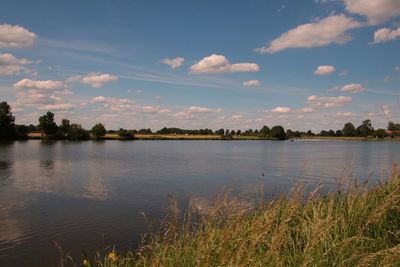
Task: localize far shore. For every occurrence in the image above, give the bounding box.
[26,132,400,141]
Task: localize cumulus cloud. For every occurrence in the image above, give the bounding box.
[38,103,76,111]
[0,24,36,48]
[343,0,400,25]
[395,66,400,73]
[0,53,34,76]
[271,107,292,113]
[314,65,335,75]
[90,96,135,111]
[243,80,261,87]
[336,111,355,117]
[13,78,65,90]
[68,73,118,88]
[373,26,400,43]
[189,54,259,74]
[161,57,184,69]
[340,83,365,93]
[307,95,352,108]
[255,14,361,54]
[298,107,315,113]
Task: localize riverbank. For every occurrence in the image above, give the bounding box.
[27,132,400,141]
[60,168,400,267]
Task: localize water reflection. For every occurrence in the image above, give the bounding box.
[0,140,399,267]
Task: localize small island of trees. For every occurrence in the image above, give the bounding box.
[1,101,400,141]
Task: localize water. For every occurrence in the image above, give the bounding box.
[0,140,399,266]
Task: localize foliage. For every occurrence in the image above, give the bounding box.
[59,119,72,138]
[0,101,16,139]
[270,125,286,140]
[39,111,58,138]
[91,123,106,139]
[69,124,90,140]
[342,122,356,137]
[15,125,29,139]
[118,128,135,140]
[356,119,374,137]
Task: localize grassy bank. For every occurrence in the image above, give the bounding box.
[59,167,400,267]
[28,132,400,141]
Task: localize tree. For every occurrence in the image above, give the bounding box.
[69,124,90,140]
[39,112,58,138]
[15,125,29,139]
[0,101,16,139]
[91,123,106,139]
[375,128,388,139]
[216,128,225,135]
[342,122,355,137]
[356,119,374,137]
[118,128,135,140]
[59,119,71,138]
[270,125,286,140]
[388,122,400,131]
[260,125,270,137]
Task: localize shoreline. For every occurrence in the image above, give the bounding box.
[23,133,400,141]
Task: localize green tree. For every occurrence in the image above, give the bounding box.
[356,119,374,137]
[342,122,355,137]
[260,125,270,137]
[270,125,286,140]
[388,122,400,131]
[39,112,58,138]
[0,101,16,139]
[69,124,90,140]
[375,128,388,139]
[91,123,106,139]
[15,125,29,139]
[118,128,135,140]
[59,119,72,138]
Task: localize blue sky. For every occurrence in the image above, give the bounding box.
[0,0,399,131]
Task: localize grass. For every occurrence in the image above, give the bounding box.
[58,165,400,267]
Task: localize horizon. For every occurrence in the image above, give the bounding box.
[1,0,400,131]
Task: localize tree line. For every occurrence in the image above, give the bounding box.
[1,101,399,141]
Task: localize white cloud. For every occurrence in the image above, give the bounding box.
[340,83,365,93]
[0,53,34,76]
[13,79,65,90]
[272,107,292,113]
[314,65,335,75]
[68,73,118,88]
[90,96,135,111]
[307,95,352,108]
[243,80,261,87]
[336,111,355,117]
[298,107,315,113]
[255,14,361,54]
[0,24,36,48]
[161,57,184,69]
[231,114,244,119]
[343,0,400,25]
[395,66,400,73]
[189,54,259,74]
[373,26,400,43]
[38,103,76,111]
[188,106,214,113]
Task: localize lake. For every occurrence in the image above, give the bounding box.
[0,140,399,266]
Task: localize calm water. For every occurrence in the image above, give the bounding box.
[0,140,399,266]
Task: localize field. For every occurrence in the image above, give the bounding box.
[27,132,400,141]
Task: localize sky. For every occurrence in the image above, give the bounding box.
[0,0,399,131]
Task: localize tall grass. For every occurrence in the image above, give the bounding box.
[61,166,400,266]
